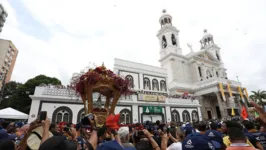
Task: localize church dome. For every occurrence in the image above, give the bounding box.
[159,9,172,27]
[201,29,213,39]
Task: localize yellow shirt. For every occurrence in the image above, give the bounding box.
[223,136,254,147]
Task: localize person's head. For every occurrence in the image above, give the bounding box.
[39,136,77,150]
[175,130,185,142]
[118,127,130,143]
[198,121,206,132]
[1,121,10,129]
[156,120,160,126]
[228,127,246,143]
[209,122,217,130]
[222,121,242,134]
[259,126,265,132]
[242,120,254,130]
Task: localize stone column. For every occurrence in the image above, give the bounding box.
[197,106,203,121]
[198,96,207,120]
[215,92,227,120]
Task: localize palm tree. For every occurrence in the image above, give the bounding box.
[249,90,266,105]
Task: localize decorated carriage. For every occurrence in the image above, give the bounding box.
[74,63,132,126]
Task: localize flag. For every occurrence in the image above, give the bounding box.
[227,84,233,98]
[231,107,235,116]
[238,87,244,103]
[219,83,226,101]
[241,106,248,119]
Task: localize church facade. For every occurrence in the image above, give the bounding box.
[28,10,247,124]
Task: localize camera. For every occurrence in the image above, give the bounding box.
[81,113,94,126]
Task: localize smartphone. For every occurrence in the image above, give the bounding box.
[167,128,170,134]
[39,111,47,121]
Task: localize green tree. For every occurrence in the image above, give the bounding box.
[249,90,266,105]
[1,75,61,113]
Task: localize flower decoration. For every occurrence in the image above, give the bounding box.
[74,63,133,96]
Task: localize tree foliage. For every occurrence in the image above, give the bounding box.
[249,90,266,106]
[0,75,61,113]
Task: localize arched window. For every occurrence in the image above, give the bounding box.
[152,79,159,91]
[119,109,132,124]
[144,78,151,90]
[164,18,168,23]
[182,110,190,122]
[171,110,180,122]
[162,36,167,48]
[198,67,202,77]
[206,70,212,78]
[77,108,85,122]
[171,34,177,46]
[161,20,164,26]
[160,80,166,91]
[52,106,73,123]
[216,51,220,61]
[191,110,199,122]
[216,71,219,77]
[56,110,70,122]
[126,75,134,88]
[168,18,171,24]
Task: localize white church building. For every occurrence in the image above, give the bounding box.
[28,10,245,124]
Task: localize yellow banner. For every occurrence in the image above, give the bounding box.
[227,84,233,98]
[138,94,165,102]
[238,86,244,99]
[219,83,226,101]
[243,88,249,98]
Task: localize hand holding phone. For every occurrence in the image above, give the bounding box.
[39,111,47,122]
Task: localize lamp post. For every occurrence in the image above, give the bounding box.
[0,73,7,104]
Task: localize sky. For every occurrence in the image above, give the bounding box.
[0,0,266,91]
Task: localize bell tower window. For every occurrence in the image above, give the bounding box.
[198,67,202,77]
[162,36,167,49]
[171,34,177,46]
[216,51,220,61]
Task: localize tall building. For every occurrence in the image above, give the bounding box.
[0,39,18,88]
[0,4,8,33]
[28,10,247,123]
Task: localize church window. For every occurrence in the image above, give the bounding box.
[216,71,219,77]
[182,110,190,122]
[168,18,171,24]
[125,75,134,88]
[162,36,167,48]
[208,37,211,43]
[206,70,212,78]
[198,67,202,77]
[171,110,180,122]
[161,20,164,26]
[216,51,220,61]
[164,18,168,23]
[52,106,73,123]
[171,34,177,46]
[152,79,159,91]
[160,80,166,91]
[56,110,70,122]
[119,109,131,124]
[191,110,199,122]
[143,78,151,90]
[204,38,207,44]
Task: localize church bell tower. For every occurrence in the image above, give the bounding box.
[157,9,182,59]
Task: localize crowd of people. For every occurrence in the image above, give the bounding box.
[0,101,266,150]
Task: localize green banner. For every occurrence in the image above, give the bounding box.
[143,106,162,113]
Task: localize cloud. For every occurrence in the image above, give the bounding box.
[0,0,266,92]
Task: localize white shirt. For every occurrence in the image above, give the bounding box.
[167,142,182,150]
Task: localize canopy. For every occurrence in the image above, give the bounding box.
[0,107,29,119]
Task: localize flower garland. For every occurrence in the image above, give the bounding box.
[74,64,133,96]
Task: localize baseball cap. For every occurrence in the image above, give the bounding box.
[39,136,77,150]
[205,130,223,149]
[182,133,215,150]
[182,126,196,136]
